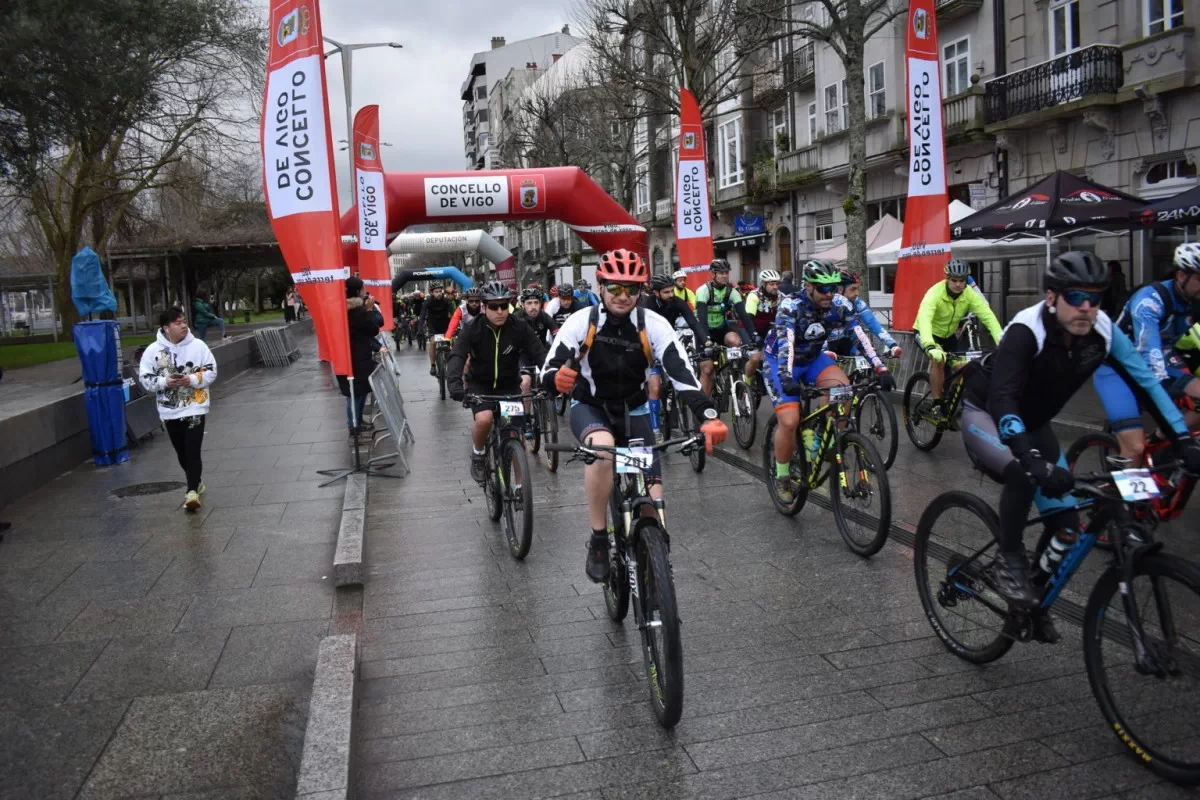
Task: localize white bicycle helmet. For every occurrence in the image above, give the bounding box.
[758,269,781,283]
[1175,242,1200,273]
[672,269,687,281]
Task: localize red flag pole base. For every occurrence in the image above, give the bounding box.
[317,377,406,486]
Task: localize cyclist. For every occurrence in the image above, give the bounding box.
[1094,243,1200,463]
[419,283,456,376]
[542,249,728,582]
[642,273,713,434]
[672,269,696,310]
[765,260,895,503]
[574,278,599,308]
[444,286,484,340]
[827,271,903,359]
[695,260,755,391]
[447,281,548,483]
[960,251,1200,621]
[545,283,580,325]
[742,269,783,386]
[914,259,1004,418]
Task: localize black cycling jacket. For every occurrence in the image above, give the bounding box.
[447,315,546,395]
[420,295,456,334]
[639,294,707,345]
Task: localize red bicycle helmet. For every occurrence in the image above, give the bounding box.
[595,249,649,283]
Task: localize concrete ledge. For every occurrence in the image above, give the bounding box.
[333,472,366,587]
[295,633,358,799]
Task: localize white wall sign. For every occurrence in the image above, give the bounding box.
[906,57,947,198]
[263,54,333,218]
[424,176,510,217]
[676,162,712,239]
[356,170,386,251]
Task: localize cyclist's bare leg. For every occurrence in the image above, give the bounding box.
[1115,427,1147,465]
[472,409,494,452]
[723,330,743,349]
[699,359,715,396]
[746,350,763,380]
[427,337,437,367]
[930,359,945,400]
[647,373,662,401]
[520,373,532,415]
[774,402,800,465]
[583,430,616,530]
[816,367,851,428]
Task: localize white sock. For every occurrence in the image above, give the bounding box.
[472,447,485,456]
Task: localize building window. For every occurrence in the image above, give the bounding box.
[867,196,906,225]
[867,62,886,119]
[815,210,834,243]
[771,106,789,153]
[476,86,487,101]
[609,121,621,138]
[476,109,489,123]
[718,118,744,188]
[943,38,970,97]
[635,163,651,213]
[807,102,817,145]
[1146,0,1184,35]
[823,83,841,135]
[1146,159,1198,185]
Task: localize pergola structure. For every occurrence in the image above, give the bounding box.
[0,256,57,339]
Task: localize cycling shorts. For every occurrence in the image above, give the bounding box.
[915,332,961,355]
[709,324,748,346]
[763,351,836,407]
[569,401,660,484]
[467,381,523,418]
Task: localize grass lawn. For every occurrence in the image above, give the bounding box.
[226,309,284,325]
[0,334,157,370]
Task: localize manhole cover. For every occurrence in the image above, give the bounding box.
[111,481,186,498]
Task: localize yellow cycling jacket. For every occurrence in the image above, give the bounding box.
[914,280,1003,345]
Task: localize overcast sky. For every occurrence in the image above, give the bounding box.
[319,0,576,206]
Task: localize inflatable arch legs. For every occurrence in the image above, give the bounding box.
[390,230,515,286]
[340,167,646,285]
[391,266,472,293]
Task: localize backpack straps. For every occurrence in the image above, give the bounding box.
[582,305,653,364]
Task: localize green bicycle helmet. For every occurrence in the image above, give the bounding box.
[801,259,842,285]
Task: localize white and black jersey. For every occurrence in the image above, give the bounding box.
[541,305,712,415]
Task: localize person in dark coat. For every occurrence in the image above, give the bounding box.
[336,277,382,441]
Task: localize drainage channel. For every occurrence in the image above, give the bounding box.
[708,446,1093,633]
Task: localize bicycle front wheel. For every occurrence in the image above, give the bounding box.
[484,448,503,522]
[1066,430,1122,474]
[603,490,629,621]
[527,404,542,454]
[913,491,1013,664]
[500,439,533,559]
[636,522,684,728]
[679,404,705,472]
[732,378,757,449]
[436,353,447,400]
[541,398,559,472]
[829,432,891,557]
[902,371,942,451]
[855,390,898,469]
[1084,553,1200,784]
[761,415,806,516]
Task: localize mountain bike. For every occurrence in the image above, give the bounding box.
[464,393,535,559]
[913,463,1200,784]
[524,379,560,472]
[837,354,899,469]
[709,344,760,451]
[434,335,451,400]
[763,383,892,556]
[546,433,704,728]
[659,335,707,473]
[902,346,985,451]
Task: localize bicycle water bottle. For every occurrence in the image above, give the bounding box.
[1032,530,1074,586]
[802,428,821,463]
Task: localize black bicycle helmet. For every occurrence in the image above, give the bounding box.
[463,287,484,300]
[575,278,590,289]
[650,273,673,290]
[840,270,860,286]
[556,283,575,298]
[1045,250,1110,290]
[481,280,515,301]
[801,259,841,285]
[710,258,731,273]
[944,259,970,278]
[519,288,542,302]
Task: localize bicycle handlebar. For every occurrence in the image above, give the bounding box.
[545,434,702,460]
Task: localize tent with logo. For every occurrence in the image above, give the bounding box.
[1139,184,1200,229]
[867,201,1052,264]
[813,214,904,265]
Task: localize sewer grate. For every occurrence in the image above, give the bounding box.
[111,481,187,498]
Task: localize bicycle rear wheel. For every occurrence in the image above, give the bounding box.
[541,398,559,472]
[636,522,684,728]
[913,491,1014,664]
[902,371,942,451]
[732,378,757,449]
[680,404,705,472]
[436,352,447,400]
[855,390,898,469]
[484,448,503,522]
[830,432,891,557]
[1084,553,1200,784]
[500,439,533,559]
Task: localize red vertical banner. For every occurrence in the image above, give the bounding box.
[893,0,952,330]
[353,105,393,331]
[675,88,715,292]
[260,0,352,374]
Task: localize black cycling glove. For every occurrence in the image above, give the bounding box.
[1171,437,1200,474]
[1018,448,1074,498]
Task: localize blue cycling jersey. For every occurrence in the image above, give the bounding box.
[765,292,881,377]
[1118,280,1193,381]
[827,296,897,352]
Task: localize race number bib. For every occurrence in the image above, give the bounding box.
[854,356,870,372]
[726,347,742,359]
[499,401,524,417]
[615,447,652,474]
[828,385,854,401]
[965,350,984,361]
[1112,469,1159,502]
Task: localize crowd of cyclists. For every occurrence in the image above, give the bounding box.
[382,242,1200,755]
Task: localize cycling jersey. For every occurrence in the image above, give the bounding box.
[545,296,581,325]
[444,302,482,339]
[765,292,882,376]
[826,296,896,352]
[673,285,696,311]
[574,289,599,308]
[420,296,455,335]
[1115,279,1194,381]
[968,303,1187,452]
[743,289,781,339]
[542,306,712,416]
[914,280,1003,345]
[694,282,744,331]
[513,308,556,346]
[639,294,707,345]
[446,315,546,395]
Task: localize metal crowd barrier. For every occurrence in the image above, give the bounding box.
[368,362,415,476]
[254,326,301,367]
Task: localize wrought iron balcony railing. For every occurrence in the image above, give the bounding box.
[984,44,1122,124]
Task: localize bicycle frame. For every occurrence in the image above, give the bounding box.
[795,387,859,491]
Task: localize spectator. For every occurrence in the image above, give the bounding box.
[283,289,298,323]
[1103,260,1127,317]
[192,293,226,341]
[778,270,798,296]
[337,277,382,442]
[139,307,217,511]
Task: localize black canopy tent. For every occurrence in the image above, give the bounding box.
[1139,184,1200,229]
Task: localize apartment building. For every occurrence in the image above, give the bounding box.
[638,0,1198,319]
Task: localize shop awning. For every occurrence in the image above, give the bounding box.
[713,233,768,249]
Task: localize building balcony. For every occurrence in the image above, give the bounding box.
[776,145,820,185]
[654,197,673,218]
[984,44,1123,127]
[1121,26,1196,91]
[790,42,815,90]
[935,0,983,22]
[941,88,987,139]
[752,61,787,105]
[636,208,656,225]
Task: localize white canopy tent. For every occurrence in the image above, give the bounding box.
[813,214,904,264]
[866,200,1054,265]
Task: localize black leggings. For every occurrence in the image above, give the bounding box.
[165,415,206,492]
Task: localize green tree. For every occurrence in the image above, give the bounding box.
[0,0,264,328]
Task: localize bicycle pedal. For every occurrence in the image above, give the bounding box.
[1001,614,1033,643]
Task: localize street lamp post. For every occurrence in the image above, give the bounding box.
[323,38,402,194]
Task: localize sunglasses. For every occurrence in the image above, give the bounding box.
[1061,289,1103,308]
[604,283,643,298]
[812,284,836,295]
[485,302,510,312]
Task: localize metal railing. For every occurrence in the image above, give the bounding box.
[791,42,815,87]
[368,343,415,476]
[777,145,819,177]
[984,44,1122,123]
[655,197,673,219]
[253,326,301,367]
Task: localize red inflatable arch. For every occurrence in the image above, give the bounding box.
[340,167,646,281]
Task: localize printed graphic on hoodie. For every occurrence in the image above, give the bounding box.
[138,330,218,418]
[148,350,211,409]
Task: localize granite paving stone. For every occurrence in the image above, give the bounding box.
[0,700,129,799]
[0,639,108,709]
[208,618,330,688]
[55,594,194,643]
[67,628,231,703]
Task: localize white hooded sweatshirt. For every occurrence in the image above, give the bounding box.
[138,329,218,420]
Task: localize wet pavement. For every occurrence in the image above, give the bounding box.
[355,344,1198,799]
[0,332,344,799]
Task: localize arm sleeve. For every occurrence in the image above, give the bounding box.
[968,289,1004,344]
[772,299,798,381]
[545,297,560,317]
[731,289,755,333]
[984,323,1040,455]
[445,328,470,396]
[854,298,894,346]
[541,310,588,391]
[914,286,939,345]
[523,320,548,366]
[1107,327,1189,438]
[445,307,463,339]
[189,343,217,389]
[138,346,168,393]
[693,284,711,339]
[744,292,760,316]
[836,298,882,367]
[647,313,713,415]
[1129,288,1169,380]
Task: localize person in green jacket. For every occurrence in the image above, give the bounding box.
[914,259,1003,416]
[192,294,226,341]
